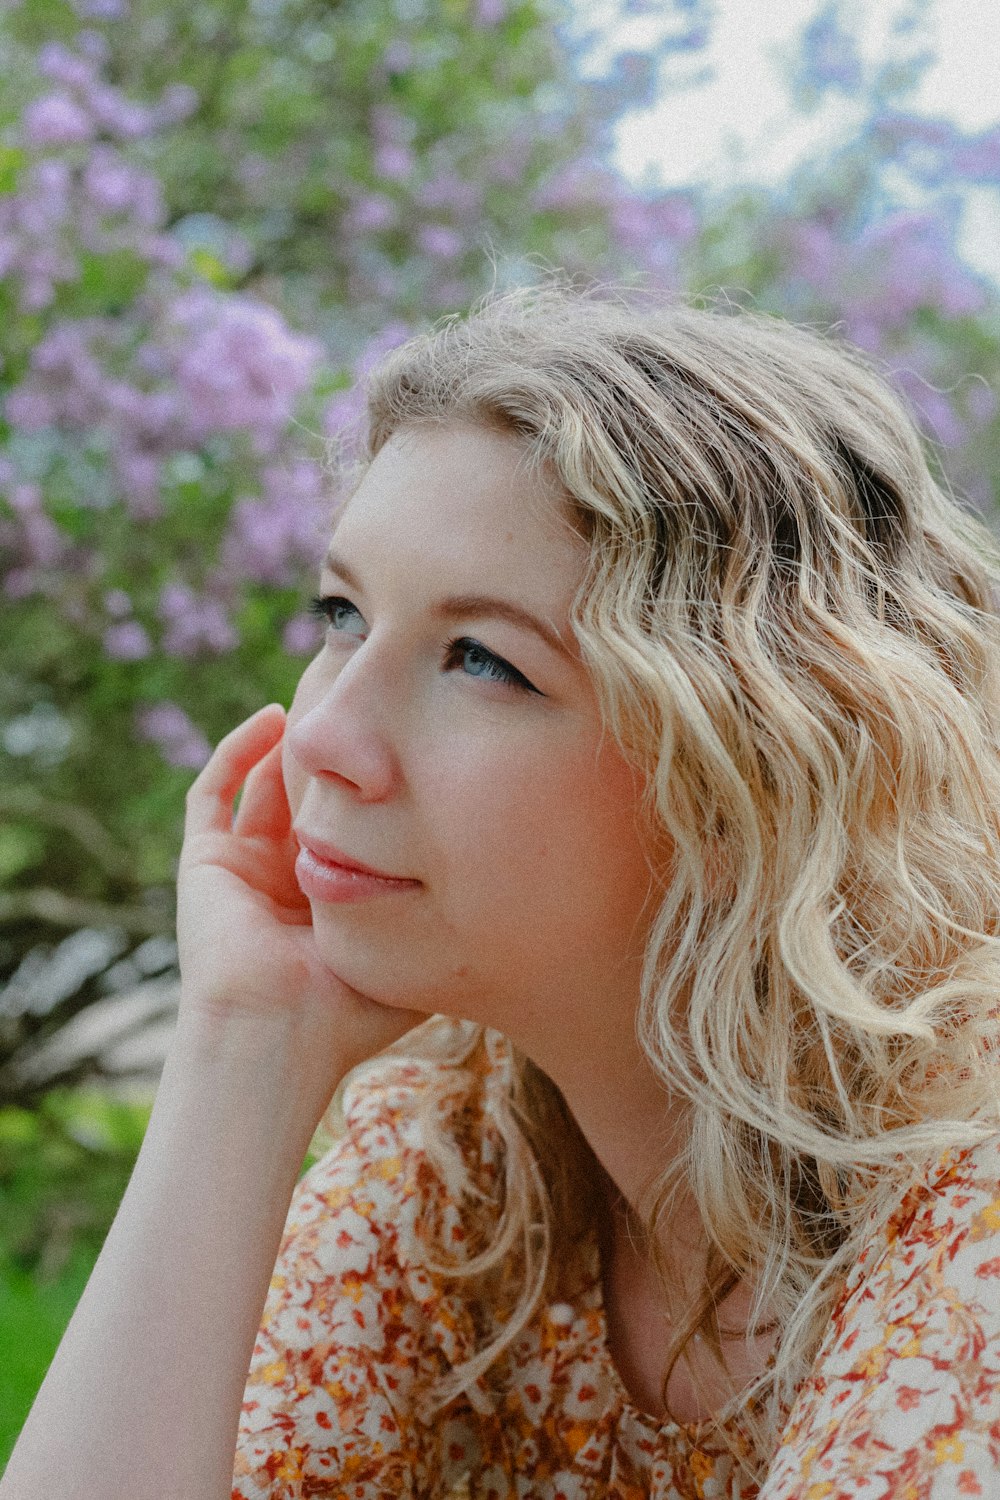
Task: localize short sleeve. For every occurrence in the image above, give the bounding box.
[761,1128,1000,1499]
[231,1067,495,1500]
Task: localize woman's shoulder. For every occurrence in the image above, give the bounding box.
[761,1122,1000,1498]
[287,1032,509,1266]
[880,1119,1000,1249]
[267,1026,512,1354]
[306,1024,509,1234]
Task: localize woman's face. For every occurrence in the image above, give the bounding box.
[283,423,661,1074]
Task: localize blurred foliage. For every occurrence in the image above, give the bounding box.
[3,0,1000,1458]
[0,1089,150,1464]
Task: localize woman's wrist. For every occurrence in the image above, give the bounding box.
[168,991,353,1165]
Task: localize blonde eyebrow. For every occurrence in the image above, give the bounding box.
[323,548,576,660]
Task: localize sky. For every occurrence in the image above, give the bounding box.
[580,0,1000,282]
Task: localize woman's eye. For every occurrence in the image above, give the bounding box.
[307,594,365,635]
[305,595,540,695]
[444,638,539,694]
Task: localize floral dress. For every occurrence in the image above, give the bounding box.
[232,1039,1000,1500]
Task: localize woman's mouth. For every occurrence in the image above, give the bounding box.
[293,845,422,904]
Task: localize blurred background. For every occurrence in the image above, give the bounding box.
[2,0,999,1460]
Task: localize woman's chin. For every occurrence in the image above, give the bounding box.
[311,944,423,1014]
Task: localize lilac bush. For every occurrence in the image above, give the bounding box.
[670,0,1000,514]
[1,0,998,991]
[0,0,657,914]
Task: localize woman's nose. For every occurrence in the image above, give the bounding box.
[285,643,405,803]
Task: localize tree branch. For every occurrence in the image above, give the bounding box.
[0,888,173,936]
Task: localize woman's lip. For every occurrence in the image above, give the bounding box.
[294,846,420,904]
[292,829,411,881]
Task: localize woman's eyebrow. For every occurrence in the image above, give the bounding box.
[323,547,576,660]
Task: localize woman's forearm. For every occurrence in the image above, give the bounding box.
[0,1011,328,1500]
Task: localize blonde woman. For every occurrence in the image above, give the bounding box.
[5,285,1000,1500]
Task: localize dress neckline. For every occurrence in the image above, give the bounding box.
[581,1222,777,1439]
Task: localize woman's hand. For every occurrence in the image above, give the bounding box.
[174,703,424,1126]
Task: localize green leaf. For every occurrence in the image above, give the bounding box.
[0,823,46,884]
[70,251,150,317]
[0,144,25,197]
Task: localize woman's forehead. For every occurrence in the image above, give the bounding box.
[332,423,584,559]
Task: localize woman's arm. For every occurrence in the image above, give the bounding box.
[1,704,424,1500]
[0,1013,321,1500]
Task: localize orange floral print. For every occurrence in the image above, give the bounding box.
[233,1042,1000,1500]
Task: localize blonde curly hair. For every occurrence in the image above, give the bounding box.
[323,281,1000,1487]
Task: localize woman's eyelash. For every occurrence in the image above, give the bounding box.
[307,594,362,632]
[306,594,540,694]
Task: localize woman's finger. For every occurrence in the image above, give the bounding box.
[232,737,293,841]
[184,705,286,838]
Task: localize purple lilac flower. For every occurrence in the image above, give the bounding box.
[4,568,40,601]
[156,83,198,125]
[283,613,322,655]
[20,277,58,314]
[483,131,532,185]
[953,128,1000,182]
[651,194,700,245]
[893,370,967,450]
[28,158,73,211]
[5,387,56,429]
[430,276,468,308]
[967,384,998,426]
[380,41,413,74]
[323,384,367,442]
[611,198,655,255]
[374,143,415,181]
[354,322,412,378]
[858,214,986,325]
[83,147,164,224]
[169,289,323,452]
[413,172,482,216]
[76,30,111,64]
[22,93,92,146]
[37,41,98,88]
[135,702,212,769]
[8,483,41,513]
[534,162,610,213]
[85,84,155,140]
[18,192,70,239]
[114,449,162,519]
[20,509,67,566]
[157,580,239,657]
[103,620,152,659]
[785,220,841,287]
[221,459,330,586]
[73,0,130,19]
[103,587,133,618]
[840,312,883,354]
[371,105,409,144]
[416,223,464,260]
[474,0,507,25]
[343,194,398,235]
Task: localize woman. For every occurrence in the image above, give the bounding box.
[4,284,1000,1500]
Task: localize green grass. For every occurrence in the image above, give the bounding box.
[0,1088,154,1469]
[0,1085,325,1471]
[0,1246,97,1463]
